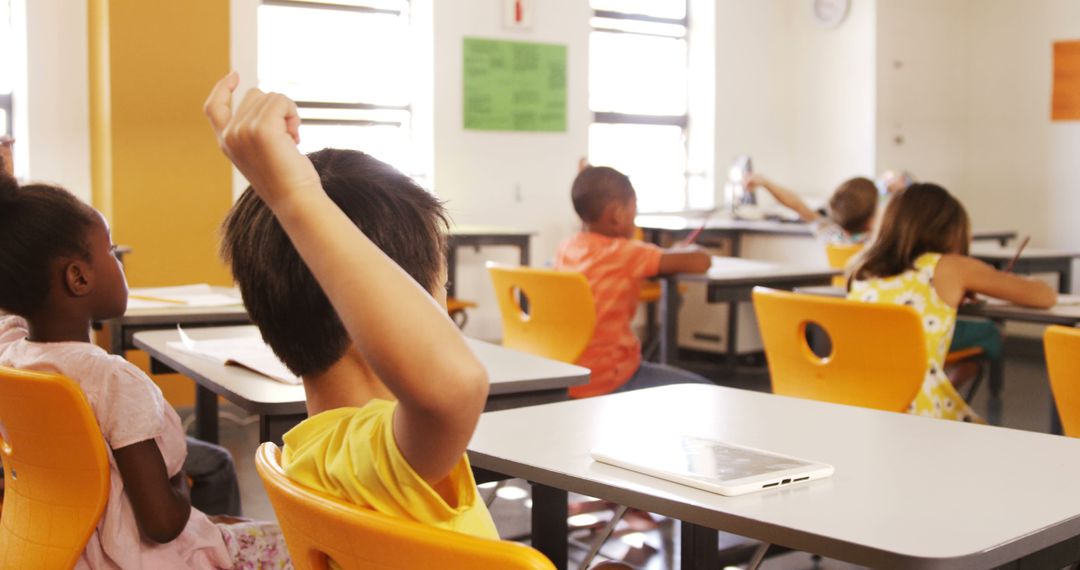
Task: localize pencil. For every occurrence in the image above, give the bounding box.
[1003,236,1031,273]
[129,294,188,305]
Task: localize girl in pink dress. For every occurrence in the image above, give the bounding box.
[0,174,291,569]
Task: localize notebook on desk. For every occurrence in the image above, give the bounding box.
[167,327,300,385]
[591,435,834,496]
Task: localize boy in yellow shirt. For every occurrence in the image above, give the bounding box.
[206,73,496,538]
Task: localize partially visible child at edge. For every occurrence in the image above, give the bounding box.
[0,175,288,566]
[555,164,714,398]
[746,173,879,245]
[846,183,1055,422]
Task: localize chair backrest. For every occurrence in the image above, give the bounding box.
[752,287,926,411]
[825,242,864,288]
[254,443,555,570]
[0,366,110,569]
[1044,326,1080,437]
[487,264,596,363]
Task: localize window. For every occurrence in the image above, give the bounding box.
[257,0,428,183]
[588,0,711,213]
[0,0,13,138]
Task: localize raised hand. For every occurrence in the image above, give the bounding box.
[203,72,320,210]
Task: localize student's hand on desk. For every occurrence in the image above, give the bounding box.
[203,72,321,210]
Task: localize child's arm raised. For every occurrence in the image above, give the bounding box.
[204,74,489,484]
[934,254,1057,309]
[746,174,821,223]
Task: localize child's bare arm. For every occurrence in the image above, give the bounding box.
[935,254,1057,309]
[113,440,191,543]
[658,246,711,274]
[746,174,820,223]
[204,73,488,484]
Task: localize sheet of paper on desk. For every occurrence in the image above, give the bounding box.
[168,327,300,385]
[128,284,242,309]
[1056,295,1080,306]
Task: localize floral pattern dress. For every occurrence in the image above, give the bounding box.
[848,252,982,422]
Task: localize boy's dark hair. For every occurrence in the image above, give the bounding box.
[571,166,635,223]
[220,148,448,377]
[828,177,878,234]
[0,176,98,316]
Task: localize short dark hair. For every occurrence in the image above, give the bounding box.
[220,148,448,377]
[571,166,635,223]
[0,177,97,317]
[829,177,878,234]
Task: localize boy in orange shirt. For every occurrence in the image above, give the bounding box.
[556,165,713,397]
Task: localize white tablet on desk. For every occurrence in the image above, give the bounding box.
[591,435,834,496]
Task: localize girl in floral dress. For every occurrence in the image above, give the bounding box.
[847,183,1055,421]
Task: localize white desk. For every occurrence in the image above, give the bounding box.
[970,242,1080,294]
[659,257,837,366]
[637,214,1017,255]
[96,286,249,355]
[468,384,1080,570]
[447,225,535,299]
[133,325,589,444]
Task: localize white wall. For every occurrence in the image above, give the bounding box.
[14,0,92,202]
[877,0,1080,259]
[433,0,592,340]
[715,0,877,208]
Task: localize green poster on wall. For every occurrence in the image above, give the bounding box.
[463,37,567,132]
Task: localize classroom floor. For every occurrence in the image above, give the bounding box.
[202,337,1057,569]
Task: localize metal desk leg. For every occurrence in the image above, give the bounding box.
[447,245,459,299]
[680,522,719,570]
[659,277,680,366]
[530,483,568,570]
[195,385,220,444]
[260,413,307,445]
[1051,397,1064,435]
[516,237,531,267]
[108,323,125,356]
[726,301,739,370]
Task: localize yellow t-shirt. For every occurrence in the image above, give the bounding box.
[281,399,499,540]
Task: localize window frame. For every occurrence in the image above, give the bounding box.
[589,3,695,212]
[258,0,417,163]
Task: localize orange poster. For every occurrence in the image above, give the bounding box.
[1053,40,1080,121]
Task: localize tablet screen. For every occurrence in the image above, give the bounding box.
[676,436,812,481]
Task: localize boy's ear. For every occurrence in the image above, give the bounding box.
[62,259,94,298]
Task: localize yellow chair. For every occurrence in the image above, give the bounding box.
[0,367,110,569]
[487,264,596,363]
[254,443,555,570]
[446,297,477,328]
[1044,326,1080,437]
[752,287,926,411]
[825,242,864,288]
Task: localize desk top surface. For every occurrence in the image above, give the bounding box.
[133,326,589,414]
[969,241,1080,260]
[110,286,248,326]
[677,256,837,285]
[448,224,535,237]
[797,285,1080,326]
[636,215,1016,242]
[468,384,1080,569]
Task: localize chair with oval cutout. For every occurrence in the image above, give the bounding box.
[255,442,555,570]
[486,264,596,364]
[0,366,110,569]
[752,287,926,411]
